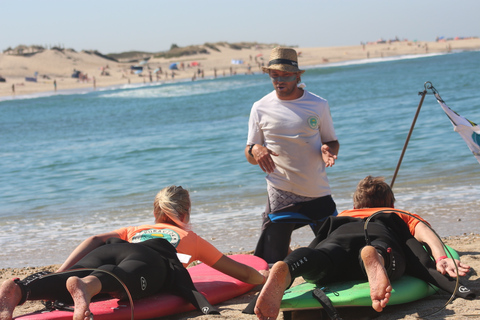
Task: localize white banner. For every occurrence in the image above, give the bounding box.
[436,93,480,164]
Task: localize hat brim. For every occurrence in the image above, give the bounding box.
[262,64,305,74]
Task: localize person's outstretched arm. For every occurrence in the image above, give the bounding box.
[57,231,120,272]
[413,223,470,277]
[211,255,266,285]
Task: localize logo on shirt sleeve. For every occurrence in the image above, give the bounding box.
[131,228,181,247]
[308,116,319,129]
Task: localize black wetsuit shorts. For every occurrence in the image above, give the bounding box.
[18,238,172,303]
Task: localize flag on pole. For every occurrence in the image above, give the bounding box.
[435,93,480,164]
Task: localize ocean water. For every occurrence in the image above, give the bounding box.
[1,50,479,268]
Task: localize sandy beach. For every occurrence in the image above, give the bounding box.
[0,234,478,319]
[1,38,480,98]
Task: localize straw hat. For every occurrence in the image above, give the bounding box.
[262,47,305,74]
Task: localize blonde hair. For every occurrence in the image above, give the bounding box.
[353,176,395,209]
[154,185,191,229]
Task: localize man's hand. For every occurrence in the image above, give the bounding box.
[321,144,337,167]
[251,145,278,174]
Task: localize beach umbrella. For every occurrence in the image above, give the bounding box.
[191,61,199,66]
[169,63,179,70]
[134,70,143,74]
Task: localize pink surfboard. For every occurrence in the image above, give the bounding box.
[15,254,268,320]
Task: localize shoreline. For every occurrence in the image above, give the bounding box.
[1,39,479,99]
[2,234,479,319]
[0,51,461,103]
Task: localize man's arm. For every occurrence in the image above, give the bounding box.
[245,144,258,165]
[413,223,470,277]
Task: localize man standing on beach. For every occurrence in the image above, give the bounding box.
[245,47,340,264]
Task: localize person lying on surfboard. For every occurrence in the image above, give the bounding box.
[0,186,266,320]
[254,176,475,320]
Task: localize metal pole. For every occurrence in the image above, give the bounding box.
[390,86,429,188]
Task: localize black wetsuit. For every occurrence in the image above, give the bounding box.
[15,238,219,314]
[284,213,476,300]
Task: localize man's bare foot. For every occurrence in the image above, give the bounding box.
[66,276,101,320]
[0,280,22,320]
[255,261,291,320]
[361,246,392,312]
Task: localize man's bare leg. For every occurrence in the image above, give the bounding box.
[0,280,22,320]
[361,245,392,312]
[255,261,291,320]
[66,276,102,320]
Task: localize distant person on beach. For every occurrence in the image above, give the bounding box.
[254,176,475,320]
[245,47,340,264]
[0,186,265,320]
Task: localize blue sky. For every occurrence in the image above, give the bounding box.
[2,0,479,54]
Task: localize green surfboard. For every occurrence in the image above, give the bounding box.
[280,246,459,311]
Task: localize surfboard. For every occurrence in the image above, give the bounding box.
[280,246,459,312]
[15,254,268,320]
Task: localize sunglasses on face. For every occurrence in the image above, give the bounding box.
[270,75,298,82]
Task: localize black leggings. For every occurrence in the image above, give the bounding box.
[23,239,170,303]
[284,220,406,284]
[255,195,337,264]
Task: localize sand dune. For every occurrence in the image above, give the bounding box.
[1,38,479,98]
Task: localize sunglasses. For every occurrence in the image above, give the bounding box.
[270,75,298,82]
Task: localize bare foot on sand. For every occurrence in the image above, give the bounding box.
[361,246,392,312]
[0,280,22,320]
[255,261,291,320]
[66,276,101,320]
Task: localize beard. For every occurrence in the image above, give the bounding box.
[274,82,300,99]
